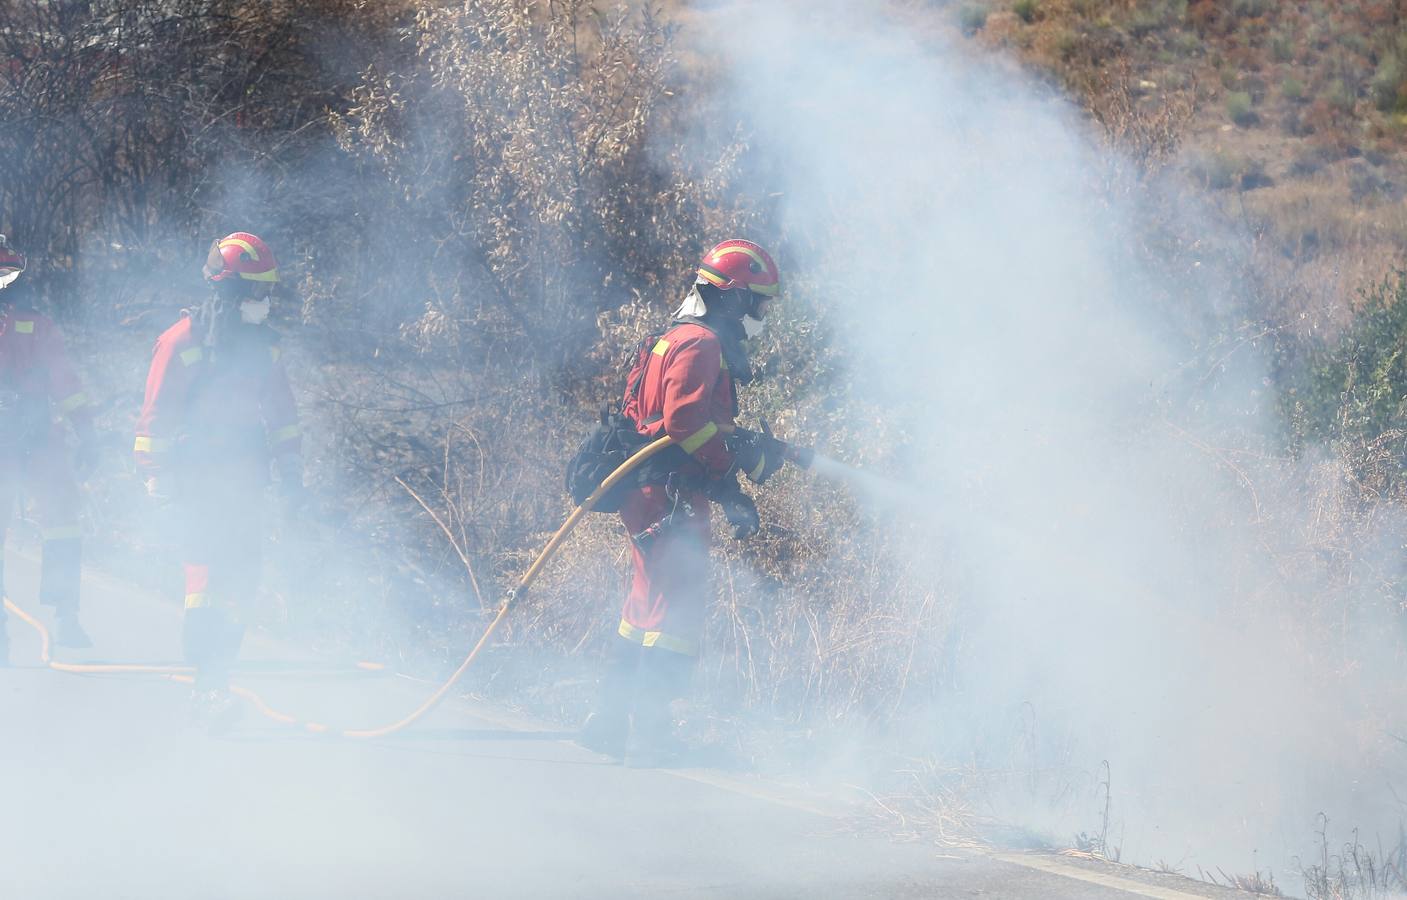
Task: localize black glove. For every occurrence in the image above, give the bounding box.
[712,478,760,540]
[728,428,787,485]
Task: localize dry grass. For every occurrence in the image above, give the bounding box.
[1240,181,1407,258]
[4,0,1407,878]
[1300,818,1407,900]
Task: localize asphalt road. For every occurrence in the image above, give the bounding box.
[0,550,1261,900]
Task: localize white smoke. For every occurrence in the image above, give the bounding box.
[706,0,1405,880]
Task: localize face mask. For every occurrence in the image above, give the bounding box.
[0,271,19,290]
[240,297,271,324]
[742,294,770,339]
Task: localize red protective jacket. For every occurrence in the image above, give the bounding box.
[622,321,739,477]
[134,315,300,475]
[0,305,93,440]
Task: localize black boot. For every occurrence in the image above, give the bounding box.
[578,711,631,759]
[576,638,641,760]
[42,535,89,648]
[53,611,92,649]
[184,607,245,735]
[189,686,243,735]
[625,648,695,769]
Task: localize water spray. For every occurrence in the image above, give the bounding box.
[757,419,912,506]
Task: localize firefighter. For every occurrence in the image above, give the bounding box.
[135,232,304,725]
[579,239,788,766]
[0,235,99,664]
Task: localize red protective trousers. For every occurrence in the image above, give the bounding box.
[617,484,712,656]
[0,307,92,616]
[0,439,81,614]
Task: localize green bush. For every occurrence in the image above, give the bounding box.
[1188,149,1248,190]
[1289,271,1407,454]
[1126,0,1187,37]
[1225,90,1257,126]
[958,3,989,35]
[1281,77,1305,103]
[1371,53,1407,113]
[1013,0,1038,24]
[1230,0,1268,17]
[1326,78,1357,114]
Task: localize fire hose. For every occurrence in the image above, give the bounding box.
[6,434,683,738]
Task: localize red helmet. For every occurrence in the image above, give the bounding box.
[696,239,780,297]
[203,232,279,283]
[0,234,26,279]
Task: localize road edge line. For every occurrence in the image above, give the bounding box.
[992,852,1221,899]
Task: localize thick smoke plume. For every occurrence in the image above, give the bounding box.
[703,0,1405,878]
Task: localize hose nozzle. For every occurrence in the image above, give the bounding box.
[784,444,815,469]
[759,418,815,470]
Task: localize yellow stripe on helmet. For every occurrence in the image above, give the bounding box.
[696,267,729,287]
[708,244,770,272]
[221,237,260,261]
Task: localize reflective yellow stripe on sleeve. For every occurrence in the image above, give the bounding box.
[59,392,88,413]
[748,456,767,481]
[618,619,697,656]
[679,421,718,455]
[14,320,34,334]
[184,593,208,610]
[269,423,300,444]
[133,435,172,453]
[651,339,670,356]
[179,347,203,366]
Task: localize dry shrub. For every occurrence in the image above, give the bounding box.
[327,0,753,374]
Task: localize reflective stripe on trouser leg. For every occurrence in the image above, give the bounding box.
[618,484,712,660]
[181,565,246,689]
[38,535,81,614]
[22,442,81,612]
[617,619,698,656]
[180,479,261,689]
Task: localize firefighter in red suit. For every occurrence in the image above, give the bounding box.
[579,239,787,765]
[0,235,99,663]
[135,232,304,724]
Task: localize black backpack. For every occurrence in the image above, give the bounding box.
[563,405,654,512]
[564,333,687,512]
